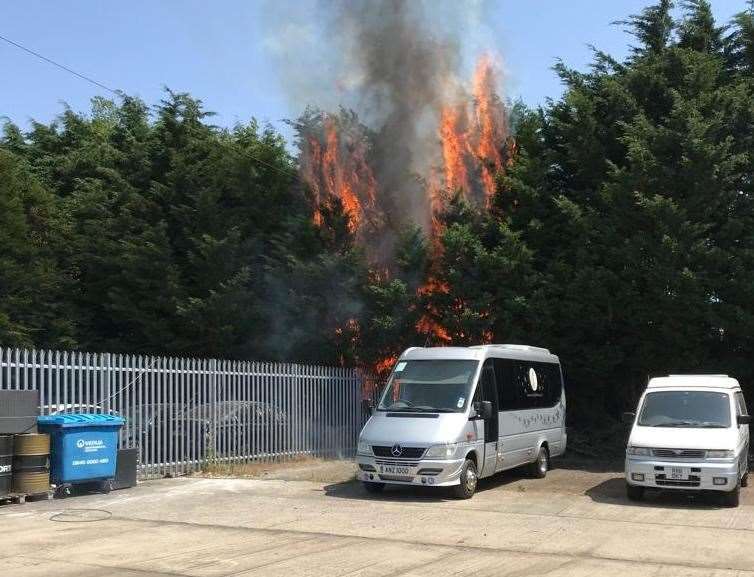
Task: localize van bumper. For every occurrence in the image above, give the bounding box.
[356,454,464,487]
[625,457,740,492]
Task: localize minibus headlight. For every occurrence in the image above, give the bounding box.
[627,446,652,456]
[425,443,460,459]
[357,440,372,455]
[706,450,734,459]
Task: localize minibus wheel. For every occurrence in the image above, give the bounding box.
[363,481,385,494]
[529,446,549,479]
[452,459,478,499]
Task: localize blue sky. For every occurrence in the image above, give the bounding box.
[1,1,747,143]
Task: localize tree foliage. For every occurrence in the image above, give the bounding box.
[2,2,754,442]
[496,1,754,431]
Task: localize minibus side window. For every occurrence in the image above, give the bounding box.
[494,359,562,410]
[543,364,564,406]
[494,359,516,409]
[481,360,497,408]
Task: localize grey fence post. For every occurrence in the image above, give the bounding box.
[104,352,112,414]
[209,358,218,465]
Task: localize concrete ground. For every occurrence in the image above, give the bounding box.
[3,461,754,576]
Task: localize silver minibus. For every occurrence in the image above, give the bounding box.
[357,344,567,498]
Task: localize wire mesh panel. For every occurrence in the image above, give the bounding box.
[0,347,373,479]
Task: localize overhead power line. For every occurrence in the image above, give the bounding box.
[0,33,120,95]
[0,33,300,181]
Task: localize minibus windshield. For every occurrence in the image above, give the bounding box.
[378,359,479,413]
[638,391,731,428]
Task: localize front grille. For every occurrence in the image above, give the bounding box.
[379,474,414,482]
[372,446,425,459]
[655,474,701,487]
[375,459,419,467]
[652,448,706,459]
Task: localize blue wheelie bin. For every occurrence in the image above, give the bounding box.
[37,413,124,497]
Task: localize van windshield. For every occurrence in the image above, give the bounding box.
[378,360,479,413]
[638,391,731,428]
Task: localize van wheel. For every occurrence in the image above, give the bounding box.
[626,483,644,501]
[452,459,478,499]
[529,446,549,479]
[723,483,740,508]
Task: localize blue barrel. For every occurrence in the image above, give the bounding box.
[37,414,124,485]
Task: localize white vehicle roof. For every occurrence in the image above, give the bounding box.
[400,344,559,364]
[647,375,740,390]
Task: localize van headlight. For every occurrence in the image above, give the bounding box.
[357,440,371,455]
[627,446,652,456]
[425,443,460,459]
[706,450,734,459]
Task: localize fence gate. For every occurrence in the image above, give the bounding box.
[0,348,371,478]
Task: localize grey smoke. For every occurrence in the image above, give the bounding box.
[262,0,501,233]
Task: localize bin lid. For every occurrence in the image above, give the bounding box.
[38,413,124,428]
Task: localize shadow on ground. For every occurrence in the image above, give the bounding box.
[323,463,600,502]
[555,457,623,473]
[324,458,743,510]
[585,477,735,509]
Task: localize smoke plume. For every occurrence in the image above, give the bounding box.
[264,0,508,257]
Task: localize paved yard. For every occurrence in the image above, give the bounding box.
[3,462,754,576]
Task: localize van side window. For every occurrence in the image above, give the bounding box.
[480,359,498,404]
[735,392,748,416]
[493,359,515,408]
[493,359,562,410]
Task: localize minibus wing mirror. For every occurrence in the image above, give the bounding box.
[622,411,636,425]
[738,414,752,426]
[475,400,493,420]
[362,398,375,415]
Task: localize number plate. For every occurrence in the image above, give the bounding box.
[669,467,690,480]
[380,465,411,475]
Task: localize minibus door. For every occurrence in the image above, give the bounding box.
[479,362,499,477]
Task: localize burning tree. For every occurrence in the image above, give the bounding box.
[295,108,381,236]
[293,54,514,378]
[439,54,510,209]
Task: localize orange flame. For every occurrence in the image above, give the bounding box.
[435,54,507,209]
[472,54,507,205]
[302,114,377,234]
[375,355,398,375]
[440,104,471,194]
[301,55,507,241]
[298,55,509,372]
[416,277,452,344]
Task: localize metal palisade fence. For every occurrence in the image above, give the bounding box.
[0,347,372,479]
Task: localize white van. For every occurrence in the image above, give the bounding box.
[357,344,566,498]
[624,375,751,506]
